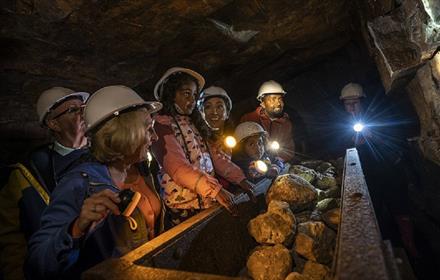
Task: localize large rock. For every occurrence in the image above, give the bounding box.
[286,261,331,280]
[289,165,317,183]
[322,207,341,230]
[315,198,338,212]
[367,0,440,91]
[248,200,296,245]
[266,174,318,212]
[315,173,338,190]
[407,53,440,166]
[246,244,292,280]
[294,221,336,264]
[317,187,341,200]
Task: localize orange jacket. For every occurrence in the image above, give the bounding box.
[240,106,295,162]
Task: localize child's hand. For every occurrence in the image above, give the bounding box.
[266,167,279,178]
[239,179,257,203]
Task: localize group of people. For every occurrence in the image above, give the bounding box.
[0,67,298,279]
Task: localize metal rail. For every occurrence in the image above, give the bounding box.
[334,148,399,280]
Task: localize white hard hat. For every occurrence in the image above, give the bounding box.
[198,86,232,112]
[234,121,267,143]
[153,67,205,101]
[85,85,162,133]
[37,87,89,124]
[340,83,365,100]
[257,80,286,101]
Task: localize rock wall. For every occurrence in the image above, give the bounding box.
[407,53,440,166]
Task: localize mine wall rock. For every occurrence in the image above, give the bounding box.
[367,0,440,91]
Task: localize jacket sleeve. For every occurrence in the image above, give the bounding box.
[0,169,28,280]
[209,143,246,185]
[151,119,221,199]
[279,122,295,162]
[25,174,87,279]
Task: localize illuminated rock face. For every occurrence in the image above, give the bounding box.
[367,0,440,91]
[407,53,440,166]
[248,200,296,246]
[246,244,292,280]
[294,221,336,264]
[266,174,318,212]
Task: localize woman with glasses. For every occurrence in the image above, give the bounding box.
[25,86,164,279]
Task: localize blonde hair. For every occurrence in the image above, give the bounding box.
[91,108,148,164]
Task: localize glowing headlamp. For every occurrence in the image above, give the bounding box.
[255,160,268,174]
[353,122,364,132]
[224,136,237,148]
[269,141,280,151]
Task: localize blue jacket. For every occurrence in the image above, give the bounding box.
[25,161,150,279]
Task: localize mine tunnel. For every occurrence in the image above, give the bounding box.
[1,0,440,280]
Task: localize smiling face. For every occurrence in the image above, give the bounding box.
[174,81,198,115]
[261,94,284,118]
[243,134,265,160]
[203,96,229,130]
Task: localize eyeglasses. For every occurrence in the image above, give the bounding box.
[51,105,85,120]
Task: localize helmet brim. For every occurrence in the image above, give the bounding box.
[153,67,205,101]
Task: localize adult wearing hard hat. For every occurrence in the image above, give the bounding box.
[0,87,89,280]
[340,82,366,117]
[151,68,255,226]
[240,80,295,162]
[26,86,164,279]
[198,86,255,193]
[336,82,418,259]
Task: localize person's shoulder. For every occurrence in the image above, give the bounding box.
[154,114,173,125]
[240,107,260,122]
[61,161,108,183]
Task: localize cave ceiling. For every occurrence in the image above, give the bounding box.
[1,0,353,103]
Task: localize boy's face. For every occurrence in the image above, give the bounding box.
[244,134,265,160]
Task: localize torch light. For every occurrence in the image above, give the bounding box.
[224,136,237,148]
[255,160,268,174]
[269,141,280,151]
[353,122,364,132]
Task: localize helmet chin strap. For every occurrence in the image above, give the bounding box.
[174,103,191,116]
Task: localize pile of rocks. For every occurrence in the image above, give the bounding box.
[246,160,342,280]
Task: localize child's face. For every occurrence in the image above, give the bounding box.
[243,134,265,160]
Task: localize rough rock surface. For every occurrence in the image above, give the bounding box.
[315,198,338,213]
[248,200,296,245]
[289,165,317,183]
[407,52,440,166]
[367,0,440,91]
[246,244,292,280]
[266,174,317,213]
[286,261,331,280]
[294,221,336,264]
[315,173,337,190]
[295,211,313,224]
[322,207,341,230]
[1,0,352,161]
[317,187,341,200]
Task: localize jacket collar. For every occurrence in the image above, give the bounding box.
[256,106,289,122]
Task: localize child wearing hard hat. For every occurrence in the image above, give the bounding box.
[231,122,284,183]
[151,67,255,226]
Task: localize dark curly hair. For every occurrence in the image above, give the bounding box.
[158,71,211,139]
